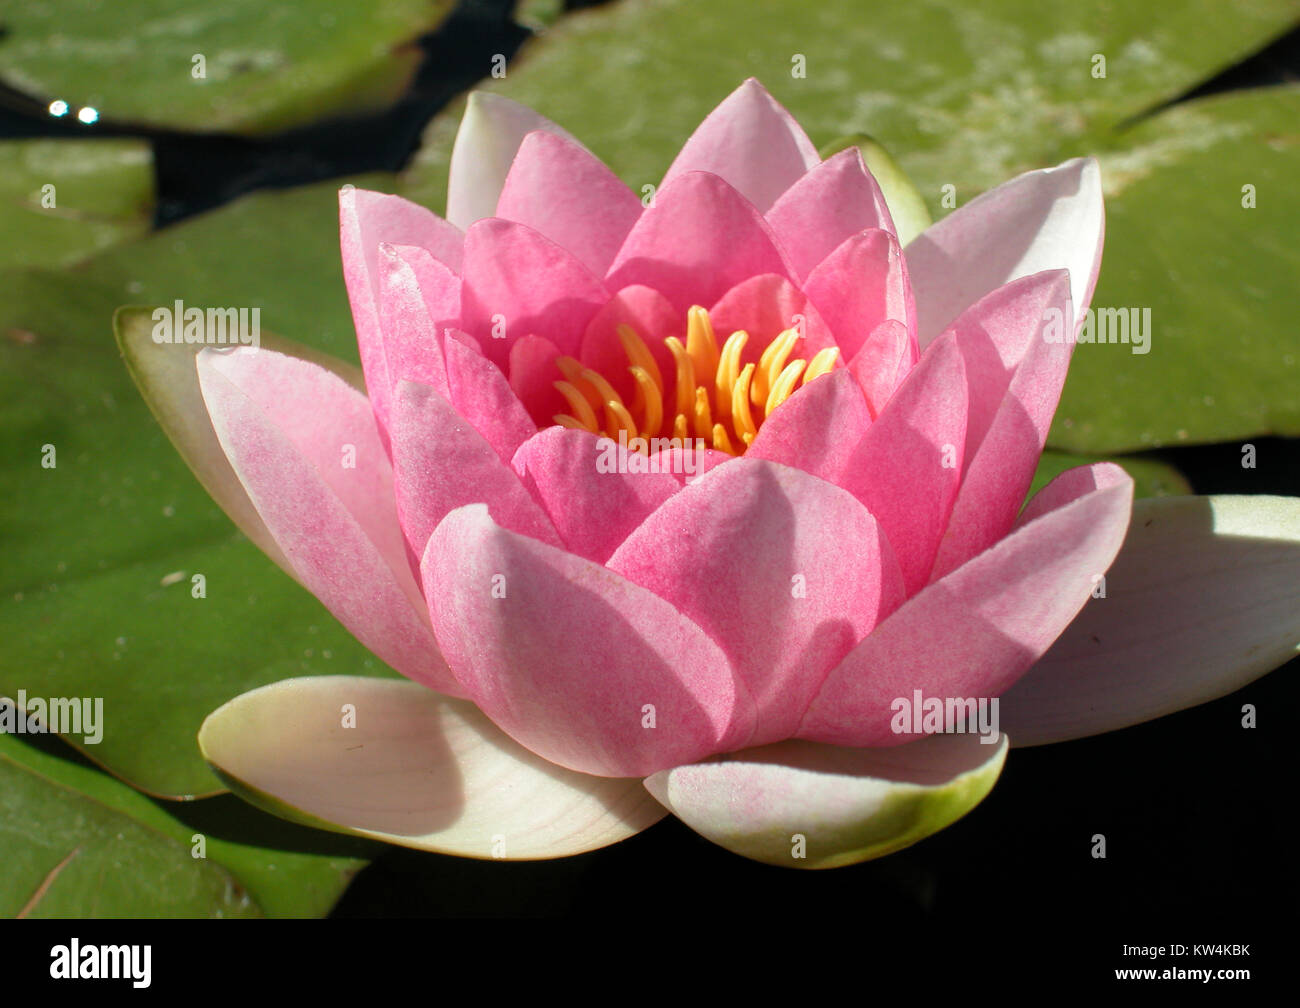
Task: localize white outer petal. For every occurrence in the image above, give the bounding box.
[446,92,579,231]
[906,157,1103,350]
[199,676,665,859]
[1002,495,1300,745]
[645,733,1008,869]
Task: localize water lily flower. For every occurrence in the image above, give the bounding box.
[123,79,1300,869]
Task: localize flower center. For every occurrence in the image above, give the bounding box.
[551,305,839,455]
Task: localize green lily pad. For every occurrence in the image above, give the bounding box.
[516,0,567,33]
[1053,87,1300,452]
[0,0,453,136]
[0,720,369,917]
[88,174,394,355]
[0,733,257,917]
[0,139,154,269]
[403,0,1299,214]
[1032,450,1190,500]
[400,0,1299,454]
[0,178,397,799]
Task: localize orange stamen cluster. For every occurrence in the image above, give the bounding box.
[553,305,839,454]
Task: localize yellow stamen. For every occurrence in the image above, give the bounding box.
[580,368,626,415]
[629,366,662,440]
[693,385,713,442]
[715,330,749,421]
[765,358,808,415]
[803,347,840,385]
[664,336,696,419]
[604,399,639,442]
[752,327,799,408]
[556,356,603,412]
[686,305,720,382]
[553,380,598,431]
[617,324,664,397]
[731,363,758,443]
[552,307,840,455]
[576,367,634,441]
[627,370,645,419]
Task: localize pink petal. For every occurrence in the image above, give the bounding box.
[931,270,1074,579]
[116,309,366,582]
[707,273,837,365]
[446,92,578,231]
[197,348,461,696]
[847,319,915,418]
[802,227,915,363]
[423,504,756,778]
[746,368,873,486]
[511,426,681,565]
[339,188,464,433]
[1016,459,1114,527]
[906,158,1103,349]
[506,333,566,431]
[653,443,733,484]
[366,243,458,437]
[441,331,538,462]
[339,187,464,279]
[496,130,644,277]
[607,458,905,748]
[389,380,561,564]
[837,333,969,595]
[605,171,793,315]
[661,78,820,212]
[800,463,1133,746]
[765,147,896,280]
[459,218,610,369]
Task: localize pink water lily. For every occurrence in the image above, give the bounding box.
[126,80,1300,868]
